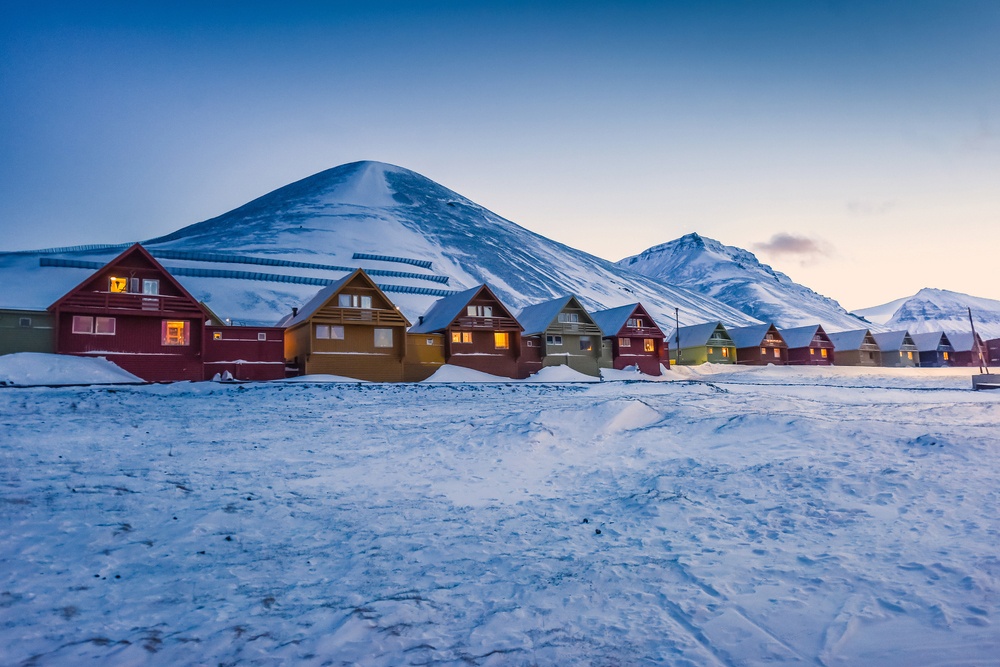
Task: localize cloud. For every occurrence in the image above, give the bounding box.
[752,233,834,264]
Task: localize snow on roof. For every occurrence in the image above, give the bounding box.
[665,321,727,349]
[409,285,484,334]
[910,331,951,352]
[826,329,872,352]
[946,332,984,352]
[516,295,575,336]
[590,303,639,337]
[282,271,357,328]
[726,323,776,349]
[872,330,912,351]
[779,324,824,349]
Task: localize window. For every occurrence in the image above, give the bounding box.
[331,326,345,340]
[810,348,815,356]
[907,351,913,360]
[19,318,31,328]
[316,324,331,339]
[94,317,116,335]
[644,339,655,352]
[494,332,510,349]
[557,312,579,323]
[213,331,223,341]
[451,331,472,344]
[467,305,493,317]
[761,347,767,355]
[721,347,729,358]
[526,339,537,347]
[142,279,159,295]
[579,336,593,351]
[338,294,372,309]
[618,337,631,348]
[109,277,127,293]
[257,332,267,341]
[72,316,94,334]
[374,328,393,348]
[130,278,141,294]
[546,335,563,346]
[773,348,780,358]
[943,351,949,361]
[426,338,435,346]
[627,318,643,329]
[821,348,828,358]
[162,320,190,346]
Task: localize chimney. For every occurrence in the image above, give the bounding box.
[418,316,424,325]
[292,307,298,317]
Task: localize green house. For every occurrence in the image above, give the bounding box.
[666,321,737,365]
[0,308,55,355]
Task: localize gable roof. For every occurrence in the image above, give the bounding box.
[910,331,952,352]
[48,243,205,316]
[946,332,984,353]
[872,330,913,352]
[590,304,641,337]
[665,321,729,349]
[779,324,827,349]
[516,295,595,336]
[826,329,872,352]
[727,323,780,349]
[409,284,519,334]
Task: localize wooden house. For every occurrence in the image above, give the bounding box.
[516,295,608,377]
[408,284,523,379]
[666,321,737,366]
[203,324,287,381]
[910,331,955,367]
[591,303,667,375]
[987,338,1000,366]
[403,332,446,382]
[827,329,882,367]
[779,325,835,365]
[282,269,410,382]
[48,244,209,381]
[872,330,919,368]
[946,332,989,367]
[0,308,54,356]
[726,323,787,365]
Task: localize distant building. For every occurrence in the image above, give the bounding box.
[946,332,989,367]
[987,338,1000,366]
[827,329,881,367]
[727,323,787,365]
[872,330,919,368]
[516,295,609,377]
[591,303,667,375]
[910,331,955,367]
[780,325,835,365]
[409,284,523,379]
[666,321,737,366]
[0,308,54,356]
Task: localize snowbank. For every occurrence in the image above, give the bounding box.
[421,364,515,383]
[0,352,142,386]
[521,365,600,383]
[275,373,368,383]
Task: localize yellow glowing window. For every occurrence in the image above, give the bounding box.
[618,337,631,348]
[810,348,815,356]
[109,277,127,293]
[451,331,472,344]
[773,348,780,358]
[494,332,510,349]
[644,339,655,352]
[761,347,767,355]
[722,347,729,357]
[162,320,190,346]
[943,351,949,360]
[213,331,223,341]
[821,348,828,358]
[907,351,913,360]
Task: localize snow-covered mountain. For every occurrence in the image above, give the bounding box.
[0,161,756,328]
[854,288,1000,339]
[617,233,870,332]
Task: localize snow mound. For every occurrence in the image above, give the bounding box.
[275,374,368,383]
[521,365,601,383]
[421,364,516,383]
[0,352,142,386]
[600,365,678,382]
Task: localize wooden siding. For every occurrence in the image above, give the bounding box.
[987,338,1000,365]
[404,333,445,382]
[882,348,919,368]
[440,288,523,379]
[0,309,54,355]
[203,326,286,381]
[735,345,787,365]
[518,335,544,379]
[603,305,667,375]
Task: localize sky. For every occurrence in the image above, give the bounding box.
[1,1,998,311]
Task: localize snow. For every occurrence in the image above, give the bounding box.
[855,288,1000,339]
[1,370,998,665]
[0,352,142,386]
[421,364,515,383]
[521,365,601,383]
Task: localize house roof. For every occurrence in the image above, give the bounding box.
[590,304,640,337]
[946,332,984,353]
[826,329,872,352]
[872,330,912,352]
[726,323,779,349]
[283,269,389,329]
[910,331,952,352]
[779,325,825,349]
[409,284,519,334]
[516,295,576,336]
[665,321,728,349]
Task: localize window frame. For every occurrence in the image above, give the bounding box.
[162,320,190,346]
[494,331,510,349]
[373,328,394,348]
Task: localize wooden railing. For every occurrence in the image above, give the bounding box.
[314,308,408,326]
[60,291,203,315]
[453,315,521,330]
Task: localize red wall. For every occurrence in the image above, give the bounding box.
[203,326,287,381]
[787,346,834,365]
[610,336,664,375]
[517,335,544,378]
[445,328,521,378]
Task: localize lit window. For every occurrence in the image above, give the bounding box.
[109,277,127,293]
[821,348,828,358]
[580,336,593,351]
[810,348,815,356]
[644,339,655,352]
[142,279,159,295]
[557,312,579,323]
[213,331,223,340]
[374,328,393,348]
[907,351,913,360]
[494,332,510,349]
[72,316,94,334]
[943,351,949,360]
[257,332,267,341]
[773,348,780,358]
[162,320,190,346]
[468,305,493,317]
[899,351,904,358]
[451,331,472,344]
[316,324,331,339]
[618,337,631,348]
[94,317,116,335]
[721,347,729,358]
[627,318,643,329]
[761,347,767,355]
[546,335,563,346]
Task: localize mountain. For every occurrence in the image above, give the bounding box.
[854,288,1000,339]
[617,233,870,332]
[0,161,757,329]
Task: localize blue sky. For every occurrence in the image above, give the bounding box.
[2,1,998,309]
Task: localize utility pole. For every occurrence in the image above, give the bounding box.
[968,307,989,374]
[674,307,681,366]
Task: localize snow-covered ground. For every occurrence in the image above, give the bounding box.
[1,366,998,665]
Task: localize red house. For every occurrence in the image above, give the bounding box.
[49,244,284,382]
[779,324,835,365]
[988,338,1000,366]
[590,303,668,375]
[408,284,524,378]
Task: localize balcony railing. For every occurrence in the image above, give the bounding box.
[314,308,408,326]
[60,291,202,315]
